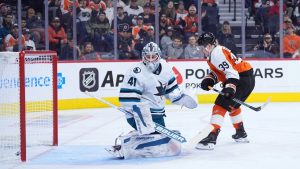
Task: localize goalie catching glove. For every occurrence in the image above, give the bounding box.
[172,93,198,109]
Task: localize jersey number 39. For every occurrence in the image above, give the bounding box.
[218,61,230,71]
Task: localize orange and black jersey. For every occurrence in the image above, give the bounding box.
[207,45,252,83]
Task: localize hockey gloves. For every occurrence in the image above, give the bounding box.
[201,73,217,91]
[222,78,239,99]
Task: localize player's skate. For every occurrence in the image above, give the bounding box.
[105,136,124,159]
[232,122,249,143]
[196,129,220,150]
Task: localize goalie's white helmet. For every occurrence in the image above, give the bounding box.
[142,42,161,72]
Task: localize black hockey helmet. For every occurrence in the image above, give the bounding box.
[198,32,216,46]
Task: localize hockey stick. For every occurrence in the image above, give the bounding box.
[84,91,187,143]
[208,86,270,112]
[187,124,214,149]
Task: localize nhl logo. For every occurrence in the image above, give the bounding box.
[82,71,96,89]
[80,68,99,92]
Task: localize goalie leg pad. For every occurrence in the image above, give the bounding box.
[119,134,181,159]
[127,114,166,130]
[132,103,155,135]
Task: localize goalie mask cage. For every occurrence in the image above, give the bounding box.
[0,51,58,162]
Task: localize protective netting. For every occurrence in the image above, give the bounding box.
[0,52,56,162]
[0,52,21,162]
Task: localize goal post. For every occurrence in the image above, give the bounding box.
[0,51,58,162]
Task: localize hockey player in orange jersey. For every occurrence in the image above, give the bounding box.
[196,32,255,150]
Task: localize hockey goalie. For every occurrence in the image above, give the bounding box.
[106,42,197,159]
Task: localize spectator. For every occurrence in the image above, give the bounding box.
[0,14,13,50]
[111,5,132,32]
[0,3,8,25]
[76,0,92,43]
[80,42,101,60]
[164,36,184,59]
[254,0,274,9]
[184,35,205,59]
[254,0,272,34]
[48,17,68,55]
[141,25,155,44]
[202,2,219,35]
[124,0,143,18]
[268,0,286,17]
[24,28,36,51]
[60,38,81,60]
[182,5,198,40]
[163,0,177,24]
[253,33,279,57]
[134,25,155,56]
[268,0,286,35]
[218,21,237,54]
[176,0,188,21]
[202,0,218,7]
[149,0,161,14]
[140,3,155,26]
[85,11,112,52]
[49,0,61,7]
[4,24,25,51]
[132,15,149,41]
[61,0,78,14]
[26,7,44,44]
[21,17,27,30]
[117,27,138,60]
[285,0,298,18]
[283,24,300,58]
[89,0,106,13]
[159,13,172,38]
[283,15,293,30]
[77,0,92,23]
[160,26,174,55]
[60,6,73,39]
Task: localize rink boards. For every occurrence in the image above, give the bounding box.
[56,59,300,110]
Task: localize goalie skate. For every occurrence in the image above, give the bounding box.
[105,135,124,159]
[105,145,124,159]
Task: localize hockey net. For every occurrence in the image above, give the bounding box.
[0,51,58,162]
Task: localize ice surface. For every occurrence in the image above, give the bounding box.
[2,102,300,169]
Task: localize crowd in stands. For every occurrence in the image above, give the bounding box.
[0,0,299,59]
[248,0,300,58]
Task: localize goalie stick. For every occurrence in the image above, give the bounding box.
[84,91,187,143]
[208,86,270,112]
[187,125,214,149]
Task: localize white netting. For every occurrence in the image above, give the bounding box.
[0,52,56,162]
[0,52,21,161]
[25,54,54,148]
